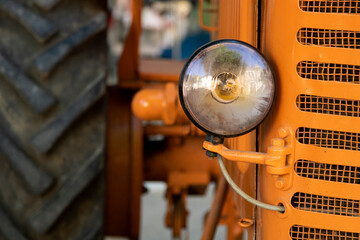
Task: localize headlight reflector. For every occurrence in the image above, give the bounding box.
[179,39,275,137]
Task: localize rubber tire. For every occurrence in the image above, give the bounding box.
[0,0,106,239]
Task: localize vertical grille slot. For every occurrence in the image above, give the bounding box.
[299,0,360,14]
[291,192,359,216]
[296,94,360,117]
[297,28,360,49]
[295,159,360,184]
[297,61,360,84]
[290,225,360,239]
[296,127,360,151]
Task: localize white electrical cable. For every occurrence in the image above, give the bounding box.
[217,154,285,212]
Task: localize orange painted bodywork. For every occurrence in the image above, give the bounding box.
[256,0,360,239]
[110,0,360,239]
[214,0,360,239]
[217,0,259,238]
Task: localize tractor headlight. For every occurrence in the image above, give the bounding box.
[179,39,275,137]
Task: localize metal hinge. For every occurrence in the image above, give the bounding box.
[203,127,295,190]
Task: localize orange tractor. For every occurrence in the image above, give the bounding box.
[0,0,359,240]
[108,0,360,239]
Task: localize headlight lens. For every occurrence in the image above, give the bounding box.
[179,39,275,137]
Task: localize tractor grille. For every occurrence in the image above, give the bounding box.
[297,28,360,49]
[291,192,359,216]
[295,159,360,184]
[299,0,360,14]
[297,61,360,84]
[261,0,360,237]
[290,225,360,239]
[296,127,360,151]
[296,94,360,117]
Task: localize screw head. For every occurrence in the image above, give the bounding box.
[212,137,222,145]
[275,177,285,189]
[278,128,288,138]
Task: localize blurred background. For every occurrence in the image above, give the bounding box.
[107,0,212,85]
[107,1,225,239]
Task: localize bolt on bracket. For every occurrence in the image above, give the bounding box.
[203,127,295,190]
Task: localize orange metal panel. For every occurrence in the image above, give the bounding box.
[106,89,143,239]
[218,0,257,43]
[105,88,133,236]
[217,0,258,238]
[258,0,360,239]
[129,115,143,240]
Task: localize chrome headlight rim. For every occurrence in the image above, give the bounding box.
[178,39,276,138]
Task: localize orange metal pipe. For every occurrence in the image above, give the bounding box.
[201,176,228,240]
